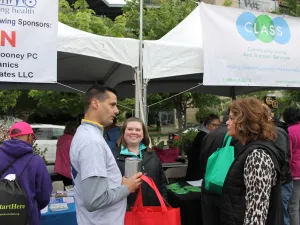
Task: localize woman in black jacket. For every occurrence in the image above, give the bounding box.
[112,117,167,210]
[221,98,284,225]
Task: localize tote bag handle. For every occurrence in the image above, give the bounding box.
[132,175,168,212]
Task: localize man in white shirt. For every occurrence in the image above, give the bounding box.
[70,85,142,225]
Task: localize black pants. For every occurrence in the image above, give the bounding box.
[57,174,73,187]
[201,188,221,225]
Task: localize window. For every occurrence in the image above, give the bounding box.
[51,128,64,140]
[32,128,52,140]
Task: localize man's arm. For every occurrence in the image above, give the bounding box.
[79,141,127,211]
[78,141,142,212]
[81,176,128,212]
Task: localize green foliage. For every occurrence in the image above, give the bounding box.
[281,91,300,107]
[223,0,233,6]
[121,0,197,39]
[278,0,300,17]
[173,130,198,154]
[195,109,220,123]
[238,91,271,101]
[173,93,192,130]
[33,144,48,164]
[148,93,174,111]
[275,91,300,117]
[150,136,164,148]
[193,94,222,122]
[117,98,135,122]
[0,91,21,113]
[28,90,83,117]
[147,93,175,125]
[58,0,116,36]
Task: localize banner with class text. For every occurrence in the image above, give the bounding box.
[0,0,58,83]
[200,3,300,87]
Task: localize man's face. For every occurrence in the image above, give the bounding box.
[27,134,36,145]
[92,91,119,126]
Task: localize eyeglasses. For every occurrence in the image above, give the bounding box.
[209,123,220,128]
[28,134,37,144]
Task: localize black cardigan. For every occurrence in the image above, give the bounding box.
[112,147,167,210]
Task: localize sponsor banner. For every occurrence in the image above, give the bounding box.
[0,0,58,83]
[200,3,300,87]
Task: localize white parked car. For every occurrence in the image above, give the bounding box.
[31,124,65,165]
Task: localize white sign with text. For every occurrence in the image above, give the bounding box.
[200,3,300,87]
[0,0,58,83]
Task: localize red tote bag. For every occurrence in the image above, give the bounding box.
[125,175,181,225]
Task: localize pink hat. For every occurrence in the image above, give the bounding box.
[9,122,36,139]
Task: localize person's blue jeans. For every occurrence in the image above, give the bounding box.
[282,181,293,225]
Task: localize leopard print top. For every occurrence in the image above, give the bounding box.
[243,149,277,225]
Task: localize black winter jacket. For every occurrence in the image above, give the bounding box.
[274,120,292,184]
[221,140,284,225]
[112,147,167,210]
[200,124,243,225]
[186,130,207,181]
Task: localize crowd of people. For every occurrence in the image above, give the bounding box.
[195,99,300,225]
[1,84,300,225]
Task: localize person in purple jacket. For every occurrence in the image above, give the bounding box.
[284,108,300,225]
[0,122,52,225]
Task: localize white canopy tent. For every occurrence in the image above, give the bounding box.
[57,22,139,88]
[143,6,203,80]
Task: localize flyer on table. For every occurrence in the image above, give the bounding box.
[0,0,58,83]
[200,3,300,87]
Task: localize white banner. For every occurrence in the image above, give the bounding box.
[0,0,58,83]
[200,3,300,87]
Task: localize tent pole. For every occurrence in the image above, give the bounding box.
[230,87,236,100]
[143,79,148,125]
[134,0,143,119]
[135,71,139,117]
[138,0,145,122]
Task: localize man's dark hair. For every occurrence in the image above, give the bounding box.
[203,114,219,126]
[64,121,78,135]
[83,85,117,113]
[283,107,300,126]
